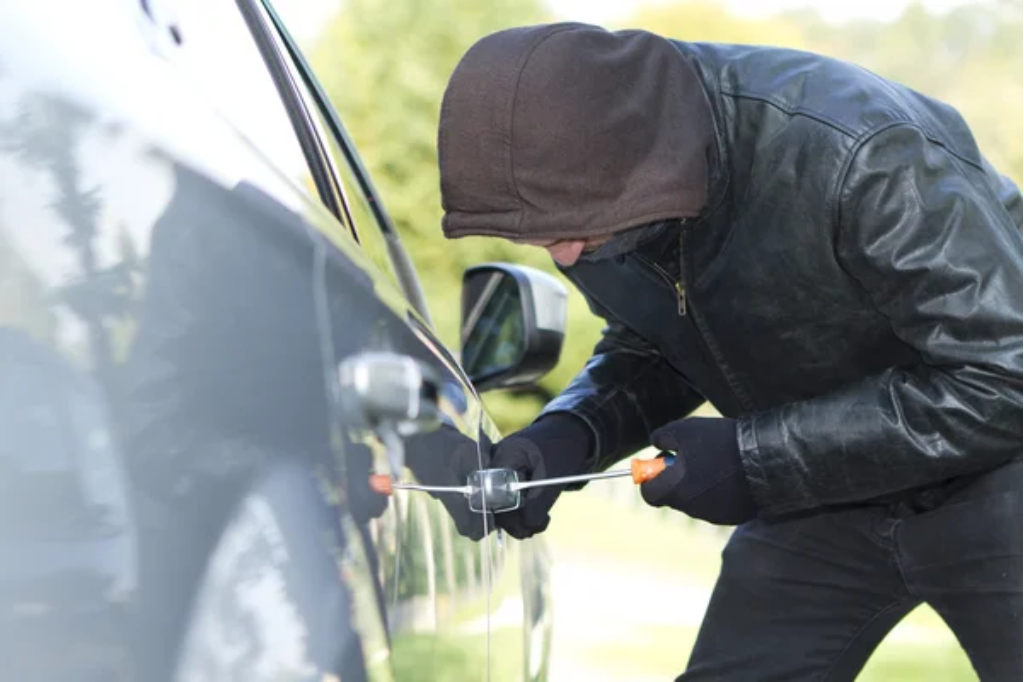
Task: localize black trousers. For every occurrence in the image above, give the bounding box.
[682,460,1022,681]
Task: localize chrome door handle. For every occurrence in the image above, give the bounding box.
[337,351,442,476]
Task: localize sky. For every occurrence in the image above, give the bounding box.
[548,0,982,25]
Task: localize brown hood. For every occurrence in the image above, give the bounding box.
[438,23,713,241]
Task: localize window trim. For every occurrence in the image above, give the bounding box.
[234,0,351,236]
[257,0,435,327]
[260,0,398,240]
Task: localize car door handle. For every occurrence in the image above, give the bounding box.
[337,351,442,475]
[337,351,442,431]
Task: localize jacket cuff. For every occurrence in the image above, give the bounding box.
[535,407,602,490]
[736,413,815,515]
[540,385,648,464]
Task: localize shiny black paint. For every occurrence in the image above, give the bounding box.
[0,1,550,680]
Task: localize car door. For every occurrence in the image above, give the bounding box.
[240,2,503,679]
[0,1,397,679]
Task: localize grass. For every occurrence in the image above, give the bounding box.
[391,629,524,681]
[546,481,728,584]
[542,489,977,681]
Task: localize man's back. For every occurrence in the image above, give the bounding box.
[686,42,976,155]
[677,40,1022,222]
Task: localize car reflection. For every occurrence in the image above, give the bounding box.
[0,329,136,682]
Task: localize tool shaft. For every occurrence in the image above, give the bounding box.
[391,482,473,495]
[374,455,674,502]
[511,468,632,491]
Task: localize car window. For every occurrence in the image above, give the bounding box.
[260,0,409,295]
[312,109,404,291]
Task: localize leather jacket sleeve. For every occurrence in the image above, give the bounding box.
[739,124,1023,515]
[541,300,706,474]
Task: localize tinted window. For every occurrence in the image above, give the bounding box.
[317,112,403,289]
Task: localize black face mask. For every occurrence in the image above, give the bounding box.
[578,219,679,263]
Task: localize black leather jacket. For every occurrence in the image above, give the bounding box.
[542,42,1024,516]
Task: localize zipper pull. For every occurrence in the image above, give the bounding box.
[675,281,687,316]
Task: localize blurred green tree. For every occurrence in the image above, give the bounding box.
[625,1,810,46]
[308,0,1021,432]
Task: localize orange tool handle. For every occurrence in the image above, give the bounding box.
[630,455,676,484]
[368,473,394,496]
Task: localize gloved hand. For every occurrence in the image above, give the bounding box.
[404,425,493,541]
[490,413,594,539]
[639,417,758,525]
[431,440,492,541]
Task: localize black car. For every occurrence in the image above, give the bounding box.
[0,0,566,679]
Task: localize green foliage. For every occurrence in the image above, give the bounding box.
[624,1,810,45]
[308,0,1020,434]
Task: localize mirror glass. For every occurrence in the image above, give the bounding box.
[461,272,526,382]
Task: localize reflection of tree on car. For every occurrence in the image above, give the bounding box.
[0,328,136,681]
[0,91,143,681]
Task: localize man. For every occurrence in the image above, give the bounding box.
[436,23,1023,680]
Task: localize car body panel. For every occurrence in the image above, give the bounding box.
[0,0,552,680]
[174,459,370,681]
[0,0,553,680]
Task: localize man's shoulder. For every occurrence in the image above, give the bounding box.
[672,40,980,160]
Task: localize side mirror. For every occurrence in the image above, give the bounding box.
[460,263,567,392]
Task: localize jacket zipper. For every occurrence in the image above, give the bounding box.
[634,253,687,316]
[632,223,753,412]
[677,225,757,413]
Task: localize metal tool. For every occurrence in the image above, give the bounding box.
[368,455,676,514]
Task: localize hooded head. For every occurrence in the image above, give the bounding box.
[438,23,713,247]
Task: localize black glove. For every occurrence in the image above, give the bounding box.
[431,440,491,541]
[490,413,594,539]
[639,417,758,526]
[404,426,492,541]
